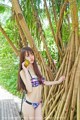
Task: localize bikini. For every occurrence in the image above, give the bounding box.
[24,70,45,109]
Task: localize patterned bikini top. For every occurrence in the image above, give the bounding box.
[28,70,45,87]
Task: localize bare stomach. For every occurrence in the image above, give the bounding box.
[25,85,43,102]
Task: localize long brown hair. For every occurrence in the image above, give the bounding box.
[17,46,43,92]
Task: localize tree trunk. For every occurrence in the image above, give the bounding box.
[44,0,80,119]
[15,14,28,47]
[4,0,80,119]
[11,0,55,83]
[31,0,56,72]
[44,0,65,58]
[0,25,19,56]
[51,0,57,26]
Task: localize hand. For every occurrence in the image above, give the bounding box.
[58,76,65,84]
[22,62,28,72]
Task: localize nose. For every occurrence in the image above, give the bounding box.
[29,55,33,59]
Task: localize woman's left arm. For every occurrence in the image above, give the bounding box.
[43,76,65,86]
[37,64,65,86]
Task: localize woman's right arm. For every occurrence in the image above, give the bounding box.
[20,68,32,93]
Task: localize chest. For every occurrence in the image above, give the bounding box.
[27,69,42,87]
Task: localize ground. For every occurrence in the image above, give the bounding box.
[0,85,21,111]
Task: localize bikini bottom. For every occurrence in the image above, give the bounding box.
[24,99,42,109]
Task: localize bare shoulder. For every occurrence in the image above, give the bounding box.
[19,70,26,80]
[20,69,24,76]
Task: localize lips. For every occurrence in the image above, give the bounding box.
[31,60,34,63]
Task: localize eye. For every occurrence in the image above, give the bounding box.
[31,52,34,55]
[26,52,29,57]
[25,52,28,56]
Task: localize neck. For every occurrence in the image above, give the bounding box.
[29,63,33,69]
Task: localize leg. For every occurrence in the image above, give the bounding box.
[22,101,35,120]
[35,103,43,120]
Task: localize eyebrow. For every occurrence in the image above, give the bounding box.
[29,51,34,55]
[25,51,34,57]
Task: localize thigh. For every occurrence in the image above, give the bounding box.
[35,103,43,120]
[22,101,35,120]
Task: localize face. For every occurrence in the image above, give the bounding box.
[25,51,34,64]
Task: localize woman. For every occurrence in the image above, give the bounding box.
[18,46,65,120]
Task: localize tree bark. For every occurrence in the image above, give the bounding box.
[0,25,19,56]
[11,0,55,83]
[15,13,28,47]
[10,0,80,119]
[43,0,65,58]
[31,0,56,72]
